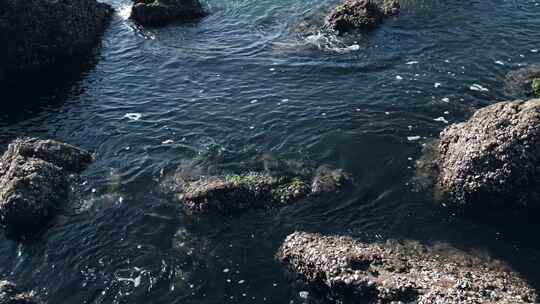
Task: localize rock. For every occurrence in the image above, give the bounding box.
[277,232,538,304]
[505,65,540,98]
[0,138,92,236]
[311,166,350,194]
[436,99,540,207]
[0,280,36,304]
[533,78,540,97]
[0,0,113,80]
[163,172,310,214]
[130,0,206,27]
[323,0,399,34]
[161,167,349,214]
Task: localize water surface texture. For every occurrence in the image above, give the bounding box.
[2,0,540,303]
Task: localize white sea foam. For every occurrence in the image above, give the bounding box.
[302,32,361,53]
[470,84,489,92]
[124,113,142,121]
[434,117,449,124]
[118,4,132,20]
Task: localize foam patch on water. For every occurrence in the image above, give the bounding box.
[124,113,142,121]
[301,32,360,53]
[470,84,489,92]
[118,4,132,20]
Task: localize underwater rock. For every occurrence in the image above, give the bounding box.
[0,138,92,236]
[505,65,540,98]
[277,232,538,304]
[130,0,206,27]
[311,166,349,194]
[0,0,113,80]
[436,99,540,207]
[0,280,36,304]
[323,0,399,34]
[162,167,349,214]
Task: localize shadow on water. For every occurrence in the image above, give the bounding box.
[0,46,104,127]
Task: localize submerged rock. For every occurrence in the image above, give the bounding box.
[311,166,349,194]
[323,0,399,34]
[130,0,206,27]
[277,232,537,304]
[0,0,113,80]
[162,167,349,214]
[0,138,92,236]
[436,99,540,207]
[505,65,540,98]
[0,280,36,304]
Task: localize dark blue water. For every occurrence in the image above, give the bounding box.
[2,0,540,303]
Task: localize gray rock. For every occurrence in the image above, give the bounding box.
[0,138,92,236]
[162,167,349,214]
[437,99,540,206]
[130,0,206,27]
[0,280,36,304]
[505,65,540,98]
[311,166,350,195]
[323,0,399,34]
[162,172,310,214]
[277,232,538,304]
[0,0,113,80]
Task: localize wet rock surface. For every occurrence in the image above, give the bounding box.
[277,232,538,304]
[505,65,540,98]
[0,0,113,80]
[436,99,540,207]
[0,280,36,304]
[161,167,349,214]
[130,0,206,27]
[0,138,92,236]
[323,0,399,34]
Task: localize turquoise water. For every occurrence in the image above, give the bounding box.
[2,0,540,303]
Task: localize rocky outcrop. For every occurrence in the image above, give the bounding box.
[161,167,349,214]
[130,0,206,27]
[505,65,540,98]
[0,0,113,80]
[0,138,93,236]
[277,232,538,304]
[436,99,540,207]
[323,0,399,34]
[0,280,36,304]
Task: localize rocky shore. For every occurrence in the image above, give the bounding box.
[0,280,36,304]
[324,0,400,34]
[0,138,92,237]
[162,166,349,214]
[435,99,540,207]
[130,0,206,27]
[277,232,538,304]
[505,65,540,98]
[0,0,113,81]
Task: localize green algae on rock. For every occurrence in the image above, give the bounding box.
[532,78,540,97]
[505,65,540,97]
[162,167,349,214]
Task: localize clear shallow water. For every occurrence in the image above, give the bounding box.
[2,0,540,303]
